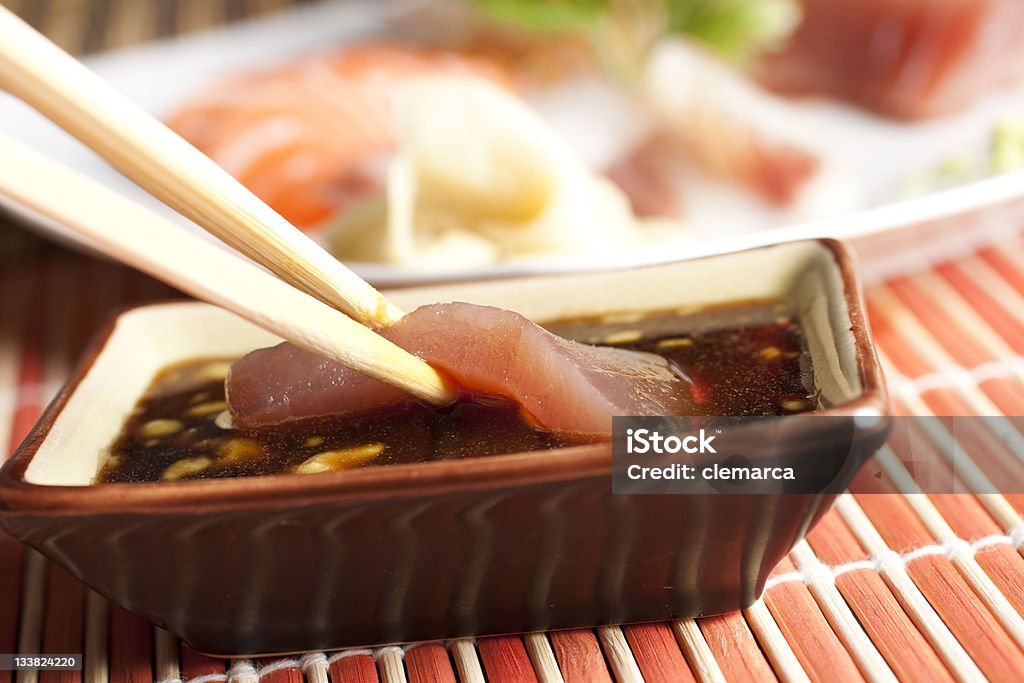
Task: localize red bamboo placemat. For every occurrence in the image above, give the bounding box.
[2,240,1024,682]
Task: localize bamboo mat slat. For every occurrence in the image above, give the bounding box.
[0,241,1023,682]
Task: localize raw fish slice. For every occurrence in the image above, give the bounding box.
[756,0,1024,119]
[227,303,693,437]
[226,342,415,428]
[166,44,513,228]
[385,304,693,437]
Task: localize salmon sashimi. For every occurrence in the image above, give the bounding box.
[227,303,693,437]
[643,40,820,207]
[756,0,1024,119]
[167,44,514,228]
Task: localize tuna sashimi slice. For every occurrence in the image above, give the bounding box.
[755,0,1024,119]
[225,341,415,429]
[227,303,693,437]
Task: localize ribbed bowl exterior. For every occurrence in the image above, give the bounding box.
[4,473,834,655]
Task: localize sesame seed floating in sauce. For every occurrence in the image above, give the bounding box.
[602,330,644,345]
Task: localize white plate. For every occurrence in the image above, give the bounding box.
[2,0,1023,285]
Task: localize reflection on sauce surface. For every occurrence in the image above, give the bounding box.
[98,300,817,483]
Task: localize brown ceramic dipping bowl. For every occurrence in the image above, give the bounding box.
[0,239,888,656]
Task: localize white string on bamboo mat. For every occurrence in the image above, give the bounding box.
[788,541,897,683]
[298,653,329,683]
[158,649,379,683]
[160,655,324,683]
[876,447,1024,651]
[155,649,406,683]
[766,531,1024,591]
[876,272,1024,475]
[161,674,224,683]
[226,659,257,683]
[374,646,407,683]
[887,358,1024,397]
[834,496,983,681]
[874,347,1024,534]
[325,648,373,663]
[872,285,1024,425]
[876,261,1024,395]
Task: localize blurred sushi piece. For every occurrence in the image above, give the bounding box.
[167,43,514,229]
[642,39,822,207]
[756,0,1024,119]
[327,76,677,268]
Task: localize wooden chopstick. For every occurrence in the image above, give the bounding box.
[0,4,403,328]
[0,134,456,406]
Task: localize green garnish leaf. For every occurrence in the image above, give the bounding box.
[473,0,609,31]
[664,0,801,62]
[472,0,800,64]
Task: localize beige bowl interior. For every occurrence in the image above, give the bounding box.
[25,241,862,486]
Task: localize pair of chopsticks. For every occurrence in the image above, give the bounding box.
[0,6,457,405]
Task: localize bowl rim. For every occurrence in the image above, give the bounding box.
[0,238,889,514]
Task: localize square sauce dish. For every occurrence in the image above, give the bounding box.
[0,239,889,655]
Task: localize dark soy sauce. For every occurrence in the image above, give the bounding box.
[99,300,816,483]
